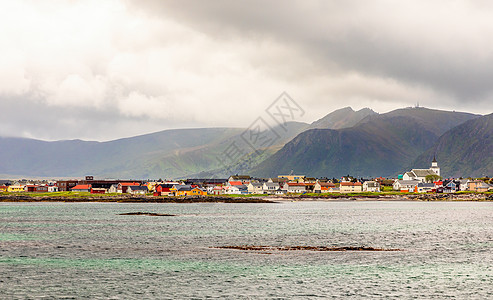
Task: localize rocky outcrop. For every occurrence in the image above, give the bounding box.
[118,212,176,216]
[214,245,401,251]
[405,193,493,201]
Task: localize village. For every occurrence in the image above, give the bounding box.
[1,159,492,196]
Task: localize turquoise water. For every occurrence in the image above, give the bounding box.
[0,201,492,298]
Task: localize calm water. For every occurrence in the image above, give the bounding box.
[0,201,492,299]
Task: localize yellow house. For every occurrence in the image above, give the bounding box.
[171,185,207,196]
[170,186,179,195]
[340,182,363,193]
[468,180,491,192]
[7,185,25,192]
[146,182,158,193]
[278,175,305,182]
[190,188,207,196]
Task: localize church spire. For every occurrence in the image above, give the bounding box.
[431,155,440,176]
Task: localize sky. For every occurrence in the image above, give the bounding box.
[1,0,493,141]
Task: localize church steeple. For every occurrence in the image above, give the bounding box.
[430,155,440,176]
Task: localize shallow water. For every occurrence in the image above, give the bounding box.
[0,201,492,299]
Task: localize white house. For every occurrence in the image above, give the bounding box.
[393,180,420,192]
[416,182,435,193]
[127,186,148,195]
[282,183,306,193]
[459,179,469,191]
[108,184,119,193]
[48,185,59,192]
[363,181,380,192]
[225,185,248,195]
[274,188,286,195]
[263,182,280,194]
[247,182,263,194]
[403,157,441,182]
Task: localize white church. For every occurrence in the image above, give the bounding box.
[402,157,441,182]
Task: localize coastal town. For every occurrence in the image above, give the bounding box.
[1,159,492,196]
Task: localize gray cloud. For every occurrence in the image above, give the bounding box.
[1,0,492,141]
[0,96,200,141]
[137,0,493,100]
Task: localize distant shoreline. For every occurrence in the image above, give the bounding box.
[0,192,492,203]
[0,194,273,203]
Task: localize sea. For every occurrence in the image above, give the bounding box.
[0,201,492,299]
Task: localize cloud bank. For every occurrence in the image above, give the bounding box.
[1,0,492,140]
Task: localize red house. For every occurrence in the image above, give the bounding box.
[154,183,176,196]
[71,184,91,192]
[25,185,49,193]
[90,188,106,194]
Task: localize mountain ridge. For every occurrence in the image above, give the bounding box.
[308,107,377,130]
[0,107,488,179]
[250,107,481,178]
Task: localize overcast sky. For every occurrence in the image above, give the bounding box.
[1,0,493,141]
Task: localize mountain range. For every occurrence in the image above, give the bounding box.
[412,113,493,178]
[0,107,491,179]
[251,107,481,177]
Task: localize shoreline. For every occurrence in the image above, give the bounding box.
[0,194,274,203]
[276,193,493,202]
[0,192,492,203]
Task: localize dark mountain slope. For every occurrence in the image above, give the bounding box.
[252,116,438,178]
[412,113,493,177]
[251,108,480,178]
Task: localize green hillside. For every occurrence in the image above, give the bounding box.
[0,122,308,179]
[0,107,484,179]
[0,128,242,178]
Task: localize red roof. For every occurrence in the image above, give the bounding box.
[72,184,91,190]
[120,182,141,186]
[340,182,362,186]
[229,181,243,186]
